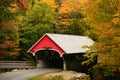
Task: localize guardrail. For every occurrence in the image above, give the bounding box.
[0,61,36,69]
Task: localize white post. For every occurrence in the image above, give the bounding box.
[62,55,66,70]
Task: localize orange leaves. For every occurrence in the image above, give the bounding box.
[95,23,116,40]
[93,43,106,52]
[8,4,18,13]
[82,0,120,67]
[112,18,120,25]
[112,13,120,26]
[17,0,29,10]
[0,37,20,58]
[98,53,120,66]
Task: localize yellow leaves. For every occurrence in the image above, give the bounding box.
[82,0,99,27]
[59,0,81,14]
[37,0,88,15]
[83,0,120,28]
[78,0,88,4]
[112,18,120,25]
[95,23,115,40]
[61,19,72,26]
[112,13,120,25]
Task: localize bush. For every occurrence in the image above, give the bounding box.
[89,65,116,80]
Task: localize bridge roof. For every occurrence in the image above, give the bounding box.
[27,33,94,56]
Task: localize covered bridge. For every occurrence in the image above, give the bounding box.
[27,33,94,70]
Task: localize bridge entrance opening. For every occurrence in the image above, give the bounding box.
[35,50,63,68]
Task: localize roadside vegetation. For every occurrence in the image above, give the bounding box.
[29,75,63,80]
[29,71,90,80]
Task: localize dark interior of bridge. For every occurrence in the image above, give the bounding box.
[36,50,63,68]
[36,50,97,73]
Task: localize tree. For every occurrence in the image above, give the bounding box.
[83,0,120,68]
[0,0,16,43]
[54,0,89,34]
[41,0,58,11]
[0,0,21,60]
[68,12,89,35]
[19,1,57,59]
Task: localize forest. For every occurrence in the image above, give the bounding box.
[0,0,120,79]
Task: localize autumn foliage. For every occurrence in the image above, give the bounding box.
[83,0,120,67]
[0,0,120,71]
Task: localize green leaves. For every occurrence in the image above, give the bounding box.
[0,32,6,43]
[0,0,16,22]
[19,1,57,54]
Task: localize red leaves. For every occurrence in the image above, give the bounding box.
[16,0,29,10]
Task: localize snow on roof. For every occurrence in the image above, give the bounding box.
[46,33,94,54]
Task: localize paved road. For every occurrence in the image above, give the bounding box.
[0,68,61,80]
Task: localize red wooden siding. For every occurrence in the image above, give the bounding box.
[29,35,65,56]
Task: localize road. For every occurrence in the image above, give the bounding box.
[0,68,61,80]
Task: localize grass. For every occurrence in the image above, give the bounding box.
[0,69,6,74]
[0,72,5,74]
[29,75,64,80]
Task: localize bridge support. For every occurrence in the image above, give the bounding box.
[62,55,67,70]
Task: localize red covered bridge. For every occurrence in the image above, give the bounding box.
[27,33,94,70]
